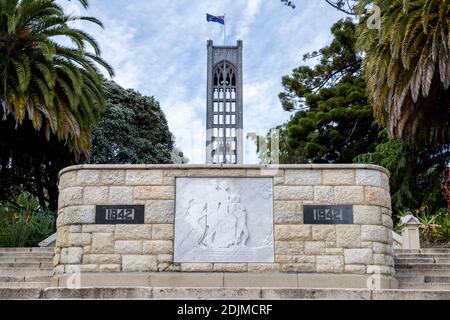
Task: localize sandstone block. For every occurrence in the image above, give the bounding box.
[135,186,174,200]
[323,170,354,185]
[115,225,152,240]
[126,170,164,185]
[274,186,313,201]
[68,233,92,246]
[317,256,344,273]
[365,186,390,208]
[381,173,390,191]
[77,170,100,186]
[312,225,336,242]
[122,255,157,272]
[293,255,316,264]
[273,201,303,224]
[213,264,248,272]
[314,186,334,203]
[381,214,393,229]
[373,243,387,254]
[334,186,364,204]
[367,265,391,275]
[355,170,382,187]
[344,265,367,274]
[276,255,294,263]
[180,263,213,272]
[247,264,280,273]
[56,226,70,247]
[344,249,373,265]
[157,254,173,263]
[83,186,109,204]
[336,225,361,248]
[275,225,311,241]
[100,170,126,185]
[187,169,242,177]
[91,233,115,254]
[109,187,134,203]
[60,247,83,264]
[304,241,326,255]
[152,224,174,240]
[275,241,304,255]
[361,225,388,243]
[58,187,83,208]
[163,169,187,184]
[284,170,322,185]
[59,171,77,189]
[99,264,121,272]
[66,264,98,273]
[145,200,174,223]
[143,240,173,254]
[82,225,115,233]
[83,254,121,264]
[325,248,344,255]
[63,206,95,225]
[353,205,381,225]
[69,225,82,233]
[114,240,142,254]
[281,263,315,273]
[374,254,386,265]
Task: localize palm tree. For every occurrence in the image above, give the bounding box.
[0,0,113,157]
[356,0,450,147]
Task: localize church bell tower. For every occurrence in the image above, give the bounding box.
[206,40,244,164]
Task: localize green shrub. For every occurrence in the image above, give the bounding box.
[0,193,56,247]
[434,209,450,244]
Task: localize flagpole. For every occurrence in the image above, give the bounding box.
[223,14,226,45]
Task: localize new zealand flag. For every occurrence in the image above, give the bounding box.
[206,14,225,25]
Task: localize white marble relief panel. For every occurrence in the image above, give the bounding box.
[174,178,274,263]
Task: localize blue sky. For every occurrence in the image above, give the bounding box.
[62,0,347,163]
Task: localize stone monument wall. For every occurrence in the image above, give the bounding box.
[54,164,396,288]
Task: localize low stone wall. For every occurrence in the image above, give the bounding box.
[54,164,396,288]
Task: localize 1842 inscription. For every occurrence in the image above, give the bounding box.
[95,205,144,224]
[304,205,353,225]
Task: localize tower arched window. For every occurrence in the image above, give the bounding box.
[211,61,238,164]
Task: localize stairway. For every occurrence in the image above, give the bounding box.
[395,248,450,290]
[0,248,54,288]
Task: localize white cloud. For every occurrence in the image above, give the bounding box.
[61,0,346,163]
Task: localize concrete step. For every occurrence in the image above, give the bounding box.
[395,263,450,270]
[395,254,450,259]
[395,258,435,264]
[0,262,53,269]
[0,258,53,264]
[0,268,53,274]
[0,248,54,253]
[426,276,450,283]
[1,287,450,300]
[0,252,54,258]
[0,282,50,289]
[395,249,450,254]
[396,275,425,284]
[396,275,450,284]
[0,275,52,283]
[395,270,450,277]
[399,283,450,290]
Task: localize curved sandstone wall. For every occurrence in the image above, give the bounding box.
[54,164,395,287]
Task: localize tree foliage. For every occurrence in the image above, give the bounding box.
[278,20,383,164]
[275,19,449,214]
[356,0,450,147]
[90,81,175,165]
[0,0,111,211]
[0,0,113,156]
[355,132,450,213]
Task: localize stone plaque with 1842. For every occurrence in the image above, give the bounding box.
[303,205,353,225]
[95,205,145,224]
